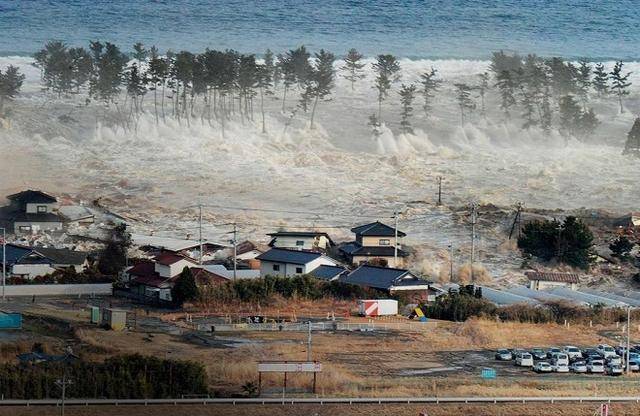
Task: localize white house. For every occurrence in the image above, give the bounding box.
[267,231,334,252]
[526,271,579,291]
[256,248,338,278]
[3,190,64,234]
[339,221,409,268]
[153,252,198,278]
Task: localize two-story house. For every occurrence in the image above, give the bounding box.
[339,221,408,268]
[2,190,64,234]
[256,248,338,278]
[266,231,334,252]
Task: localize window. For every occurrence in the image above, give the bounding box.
[37,205,47,213]
[379,239,390,246]
[19,226,31,232]
[296,240,304,246]
[273,265,280,271]
[296,267,303,274]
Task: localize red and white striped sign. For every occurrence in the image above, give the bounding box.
[364,301,379,316]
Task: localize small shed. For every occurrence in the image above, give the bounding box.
[102,308,127,331]
[526,271,579,291]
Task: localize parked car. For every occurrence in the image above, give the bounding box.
[597,344,617,359]
[606,355,622,366]
[615,345,627,356]
[551,353,569,366]
[515,352,534,367]
[553,363,570,373]
[627,360,640,372]
[605,364,623,376]
[534,361,552,373]
[582,348,600,360]
[570,361,588,373]
[563,346,582,361]
[546,347,562,359]
[530,348,546,360]
[587,360,605,373]
[495,349,513,361]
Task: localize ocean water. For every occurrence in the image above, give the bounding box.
[0,0,638,60]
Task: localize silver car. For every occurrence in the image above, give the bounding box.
[587,360,605,373]
[495,349,512,361]
[570,361,587,373]
[606,364,623,376]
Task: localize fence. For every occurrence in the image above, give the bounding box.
[205,320,436,333]
[1,283,112,297]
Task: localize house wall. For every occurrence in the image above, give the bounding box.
[155,259,196,278]
[259,256,337,278]
[25,203,57,214]
[270,236,330,251]
[352,255,404,268]
[13,221,63,234]
[11,264,55,279]
[529,280,577,291]
[360,236,402,247]
[236,249,263,261]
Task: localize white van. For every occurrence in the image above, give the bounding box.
[562,346,582,360]
[552,353,569,366]
[515,352,534,367]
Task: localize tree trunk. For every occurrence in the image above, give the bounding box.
[282,85,287,112]
[153,87,159,124]
[260,87,266,133]
[161,81,166,122]
[310,93,319,129]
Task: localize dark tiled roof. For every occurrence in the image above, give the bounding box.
[343,265,428,290]
[235,240,267,256]
[34,247,87,265]
[1,244,35,265]
[349,245,409,258]
[351,221,406,237]
[154,252,196,266]
[7,190,57,204]
[525,271,579,284]
[309,265,347,281]
[256,248,324,265]
[127,261,157,278]
[131,275,171,288]
[190,267,229,285]
[267,231,331,238]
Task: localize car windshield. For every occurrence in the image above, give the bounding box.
[568,348,579,352]
[498,349,508,353]
[604,347,614,352]
[523,354,532,359]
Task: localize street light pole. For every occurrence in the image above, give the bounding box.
[627,306,631,375]
[1,227,5,302]
[448,244,454,281]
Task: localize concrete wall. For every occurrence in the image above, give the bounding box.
[11,264,55,279]
[529,280,577,291]
[2,283,112,297]
[25,203,57,214]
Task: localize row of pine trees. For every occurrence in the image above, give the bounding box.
[0,42,637,148]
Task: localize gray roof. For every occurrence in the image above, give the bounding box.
[342,265,428,290]
[12,212,64,223]
[256,248,324,265]
[34,247,88,266]
[7,190,57,204]
[309,265,347,281]
[351,221,406,237]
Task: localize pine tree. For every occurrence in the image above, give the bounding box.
[256,62,273,133]
[237,54,258,122]
[454,83,475,125]
[306,49,336,129]
[372,54,400,122]
[575,60,591,107]
[0,65,25,115]
[520,87,537,129]
[420,67,441,118]
[623,117,640,155]
[277,53,295,112]
[147,47,169,123]
[398,83,416,134]
[368,113,381,138]
[495,70,516,117]
[610,61,632,113]
[34,41,74,96]
[592,63,609,97]
[132,42,147,63]
[263,49,276,86]
[476,72,490,118]
[558,95,582,138]
[89,42,128,103]
[68,47,93,93]
[126,63,146,116]
[540,85,552,132]
[341,48,365,91]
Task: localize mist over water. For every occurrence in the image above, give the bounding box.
[0,0,639,60]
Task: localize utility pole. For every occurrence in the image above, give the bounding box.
[232,223,237,280]
[1,227,5,302]
[198,204,203,265]
[394,212,398,266]
[508,202,523,240]
[307,320,312,361]
[470,203,478,282]
[627,306,631,375]
[436,176,443,206]
[448,243,454,281]
[55,364,73,416]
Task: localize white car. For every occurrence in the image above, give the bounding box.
[627,360,640,372]
[606,364,623,376]
[515,352,534,367]
[570,361,588,373]
[551,353,569,366]
[587,360,605,373]
[534,361,552,373]
[597,344,617,359]
[553,363,570,373]
[606,355,622,366]
[563,346,582,360]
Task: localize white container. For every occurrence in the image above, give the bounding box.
[358,299,398,316]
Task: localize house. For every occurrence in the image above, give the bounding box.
[126,253,227,302]
[342,265,433,301]
[234,240,268,261]
[131,233,226,260]
[308,265,348,281]
[256,248,338,278]
[340,221,409,268]
[202,264,261,280]
[1,190,64,234]
[526,271,579,291]
[1,243,89,279]
[267,231,334,252]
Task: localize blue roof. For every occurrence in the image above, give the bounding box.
[256,248,324,265]
[2,244,39,265]
[342,265,428,290]
[309,265,347,281]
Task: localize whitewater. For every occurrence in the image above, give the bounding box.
[1,54,639,280]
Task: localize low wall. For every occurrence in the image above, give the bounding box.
[1,283,112,297]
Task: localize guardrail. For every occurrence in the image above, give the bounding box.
[204,321,436,332]
[1,396,639,407]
